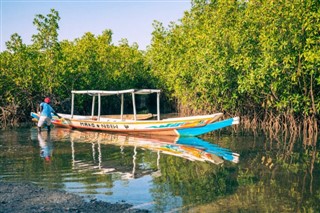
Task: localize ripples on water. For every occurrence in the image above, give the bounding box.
[0,127,319,212]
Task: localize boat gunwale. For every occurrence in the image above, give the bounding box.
[63,113,223,125]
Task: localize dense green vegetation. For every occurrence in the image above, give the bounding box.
[146,0,320,134]
[0,9,155,126]
[1,1,319,136]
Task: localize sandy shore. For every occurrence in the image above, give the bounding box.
[0,181,149,213]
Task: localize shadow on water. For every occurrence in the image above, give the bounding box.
[0,127,319,212]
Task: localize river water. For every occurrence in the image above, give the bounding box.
[0,127,319,212]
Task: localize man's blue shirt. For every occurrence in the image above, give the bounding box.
[40,102,55,118]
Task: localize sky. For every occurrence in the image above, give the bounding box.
[0,0,191,52]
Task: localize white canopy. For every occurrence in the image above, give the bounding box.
[72,89,161,96]
[71,89,161,121]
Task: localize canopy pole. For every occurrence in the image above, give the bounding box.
[91,95,95,119]
[121,94,124,120]
[132,92,137,121]
[71,93,74,118]
[98,93,101,121]
[157,92,160,121]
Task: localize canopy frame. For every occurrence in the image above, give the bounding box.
[70,89,161,121]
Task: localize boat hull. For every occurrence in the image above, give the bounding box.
[176,117,240,137]
[31,112,70,128]
[31,112,239,137]
[65,113,224,136]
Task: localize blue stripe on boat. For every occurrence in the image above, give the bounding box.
[176,117,239,137]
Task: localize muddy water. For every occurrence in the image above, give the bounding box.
[0,127,319,212]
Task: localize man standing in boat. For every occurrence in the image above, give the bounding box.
[37,97,60,132]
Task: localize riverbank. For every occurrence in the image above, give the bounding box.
[0,181,149,213]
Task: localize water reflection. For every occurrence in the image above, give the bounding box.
[50,129,239,180]
[37,132,53,162]
[1,128,319,212]
[33,128,240,211]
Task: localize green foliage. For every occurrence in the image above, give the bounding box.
[147,0,320,121]
[32,8,60,50]
[0,9,155,126]
[1,1,320,127]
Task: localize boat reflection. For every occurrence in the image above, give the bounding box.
[49,128,239,178]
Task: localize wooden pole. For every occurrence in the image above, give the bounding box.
[157,92,160,121]
[71,93,74,118]
[132,92,137,120]
[91,95,95,119]
[121,94,124,120]
[98,93,101,121]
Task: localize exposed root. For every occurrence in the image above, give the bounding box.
[0,103,20,129]
[239,111,318,145]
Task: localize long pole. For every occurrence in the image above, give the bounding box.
[132,92,137,120]
[98,93,101,121]
[91,95,95,119]
[71,93,74,118]
[121,94,124,120]
[157,92,160,121]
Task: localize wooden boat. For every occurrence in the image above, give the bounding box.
[31,89,240,137]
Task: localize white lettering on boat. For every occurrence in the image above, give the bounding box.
[79,122,118,129]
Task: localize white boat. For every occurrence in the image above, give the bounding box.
[31,89,239,137]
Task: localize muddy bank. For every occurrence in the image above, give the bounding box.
[0,181,149,213]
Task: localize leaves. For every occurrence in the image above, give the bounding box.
[0,9,155,125]
[1,1,320,127]
[147,0,320,118]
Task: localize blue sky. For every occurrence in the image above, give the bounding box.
[0,0,191,52]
